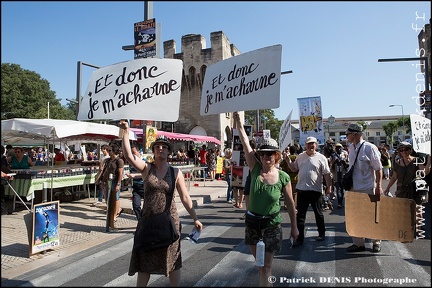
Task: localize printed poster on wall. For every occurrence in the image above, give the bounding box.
[297,96,325,145]
[146,126,157,152]
[77,58,183,122]
[200,45,282,116]
[231,128,249,188]
[134,18,157,59]
[31,201,60,256]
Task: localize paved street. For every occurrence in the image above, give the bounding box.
[1,178,228,281]
[1,178,430,287]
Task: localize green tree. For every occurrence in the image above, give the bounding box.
[357,121,370,132]
[396,117,411,134]
[244,109,283,140]
[382,122,399,146]
[1,63,75,120]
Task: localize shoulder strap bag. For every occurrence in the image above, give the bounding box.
[342,142,364,191]
[133,166,180,251]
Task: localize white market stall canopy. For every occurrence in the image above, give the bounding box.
[1,118,137,146]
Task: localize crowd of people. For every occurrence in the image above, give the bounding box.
[2,119,431,287]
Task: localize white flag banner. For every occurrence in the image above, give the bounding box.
[200,44,282,116]
[410,114,431,155]
[77,58,183,121]
[279,110,292,151]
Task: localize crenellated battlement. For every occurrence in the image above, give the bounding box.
[162,31,240,144]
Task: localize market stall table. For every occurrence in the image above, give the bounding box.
[4,173,98,211]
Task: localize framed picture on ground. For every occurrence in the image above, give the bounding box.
[27,200,60,256]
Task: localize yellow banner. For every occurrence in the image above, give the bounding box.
[216,157,223,174]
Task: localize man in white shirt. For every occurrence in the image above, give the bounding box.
[345,123,383,253]
[283,136,333,246]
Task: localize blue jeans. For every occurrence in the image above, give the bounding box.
[98,184,104,202]
[200,163,208,179]
[225,173,233,201]
[132,184,144,220]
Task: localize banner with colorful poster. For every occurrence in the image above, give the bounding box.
[279,110,293,151]
[216,157,223,175]
[31,201,60,256]
[146,126,157,152]
[231,128,249,188]
[410,114,431,155]
[297,96,325,145]
[244,125,253,140]
[134,18,157,59]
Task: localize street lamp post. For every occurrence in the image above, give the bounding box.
[378,57,429,92]
[389,104,404,140]
[378,57,430,119]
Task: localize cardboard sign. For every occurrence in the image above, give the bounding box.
[200,45,282,115]
[345,192,415,243]
[410,113,431,155]
[77,58,182,121]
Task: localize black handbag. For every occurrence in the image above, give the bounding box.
[133,166,180,252]
[342,142,364,191]
[342,168,354,191]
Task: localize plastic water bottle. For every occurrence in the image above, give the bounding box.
[255,239,265,267]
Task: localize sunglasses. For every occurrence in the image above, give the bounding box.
[259,151,275,157]
[399,148,411,152]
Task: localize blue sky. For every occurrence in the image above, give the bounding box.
[1,1,430,122]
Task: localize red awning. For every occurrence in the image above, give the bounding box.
[130,128,221,145]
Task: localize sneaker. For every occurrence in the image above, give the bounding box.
[347,244,366,252]
[228,200,233,204]
[92,201,102,206]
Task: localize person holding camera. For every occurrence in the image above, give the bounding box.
[330,143,349,208]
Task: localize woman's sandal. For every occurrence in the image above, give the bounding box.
[347,244,365,252]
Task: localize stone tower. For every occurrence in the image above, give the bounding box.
[163,31,241,147]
